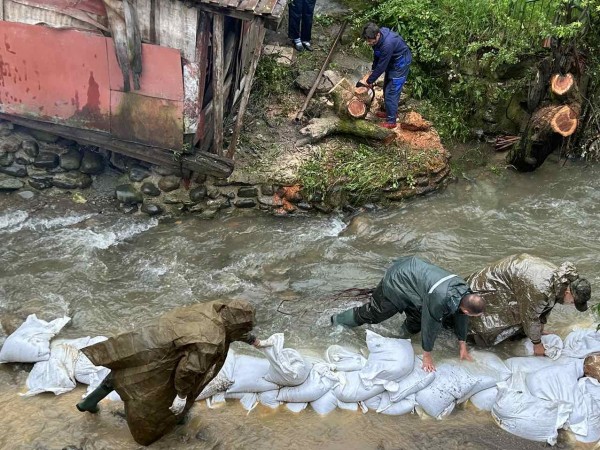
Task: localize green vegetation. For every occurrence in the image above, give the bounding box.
[250,54,297,110]
[298,142,435,203]
[356,0,600,141]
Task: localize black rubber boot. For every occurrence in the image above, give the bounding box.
[331,309,359,327]
[76,378,114,413]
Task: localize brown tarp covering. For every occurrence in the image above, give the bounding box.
[82,299,254,445]
[466,253,579,346]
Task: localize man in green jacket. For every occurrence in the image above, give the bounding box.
[467,253,591,353]
[332,256,485,372]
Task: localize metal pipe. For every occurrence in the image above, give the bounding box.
[295,20,347,122]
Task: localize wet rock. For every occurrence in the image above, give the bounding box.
[17,190,35,200]
[52,172,93,189]
[80,150,105,174]
[47,166,67,174]
[28,168,53,183]
[0,121,14,136]
[325,186,346,208]
[207,186,220,199]
[60,148,82,171]
[297,202,312,210]
[115,184,143,204]
[158,175,181,192]
[295,70,334,94]
[188,204,204,213]
[29,179,52,190]
[198,208,219,219]
[0,176,24,190]
[21,140,39,157]
[15,149,35,165]
[314,203,333,214]
[189,185,207,202]
[0,164,28,177]
[0,152,15,167]
[0,135,21,153]
[223,191,236,200]
[260,184,274,196]
[237,186,258,198]
[141,181,161,197]
[61,446,82,450]
[258,196,283,207]
[141,203,163,216]
[206,197,231,210]
[129,165,150,182]
[33,152,59,169]
[163,190,189,204]
[118,203,139,214]
[234,198,257,208]
[152,164,182,177]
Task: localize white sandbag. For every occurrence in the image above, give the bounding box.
[197,351,236,400]
[258,390,281,409]
[491,381,571,445]
[525,359,587,437]
[504,356,570,374]
[311,391,339,415]
[359,331,413,389]
[388,356,435,402]
[206,392,226,408]
[325,345,366,372]
[333,371,385,403]
[74,336,109,385]
[361,394,383,411]
[458,351,511,401]
[469,387,498,411]
[239,393,258,411]
[337,400,359,412]
[261,333,311,387]
[0,315,71,363]
[377,392,416,415]
[227,353,279,393]
[574,378,600,443]
[22,337,90,396]
[523,334,564,360]
[563,330,600,358]
[415,364,477,419]
[277,363,342,403]
[285,402,308,413]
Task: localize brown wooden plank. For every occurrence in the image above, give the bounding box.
[212,13,225,157]
[193,11,210,146]
[226,19,266,159]
[255,0,278,15]
[237,0,260,12]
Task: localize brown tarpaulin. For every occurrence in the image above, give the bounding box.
[82,300,254,446]
[466,253,579,346]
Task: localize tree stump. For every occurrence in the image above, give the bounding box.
[530,104,579,139]
[296,116,394,145]
[550,73,575,96]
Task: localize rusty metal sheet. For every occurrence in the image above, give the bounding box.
[107,40,184,101]
[0,21,111,131]
[110,91,183,150]
[18,0,107,17]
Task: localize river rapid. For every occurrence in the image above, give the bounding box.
[0,158,598,450]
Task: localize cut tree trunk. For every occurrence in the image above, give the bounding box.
[530,104,579,139]
[329,78,373,120]
[551,73,575,96]
[296,116,394,146]
[347,99,368,119]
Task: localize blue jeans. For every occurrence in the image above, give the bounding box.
[288,0,317,42]
[383,59,411,124]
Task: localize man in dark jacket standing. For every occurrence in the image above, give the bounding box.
[362,22,412,129]
[332,256,485,372]
[467,253,591,353]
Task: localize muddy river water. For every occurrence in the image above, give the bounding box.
[1,158,599,450]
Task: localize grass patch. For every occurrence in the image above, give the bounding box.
[298,142,437,203]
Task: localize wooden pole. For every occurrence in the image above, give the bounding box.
[193,12,210,146]
[226,18,266,159]
[212,13,225,157]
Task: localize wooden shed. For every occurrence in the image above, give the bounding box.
[0,0,286,178]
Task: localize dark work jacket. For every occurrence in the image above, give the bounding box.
[381,256,471,351]
[367,27,412,85]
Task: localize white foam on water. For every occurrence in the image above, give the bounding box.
[0,210,29,231]
[0,211,94,234]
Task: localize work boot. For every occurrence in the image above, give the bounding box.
[76,382,114,413]
[375,111,387,119]
[380,122,397,129]
[397,322,412,339]
[331,309,358,327]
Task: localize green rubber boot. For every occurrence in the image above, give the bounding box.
[331,309,359,327]
[76,381,113,413]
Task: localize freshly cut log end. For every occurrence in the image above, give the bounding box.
[347,99,368,119]
[550,73,575,96]
[551,105,578,137]
[354,86,374,104]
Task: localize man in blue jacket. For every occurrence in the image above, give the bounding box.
[331,256,485,372]
[361,22,412,129]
